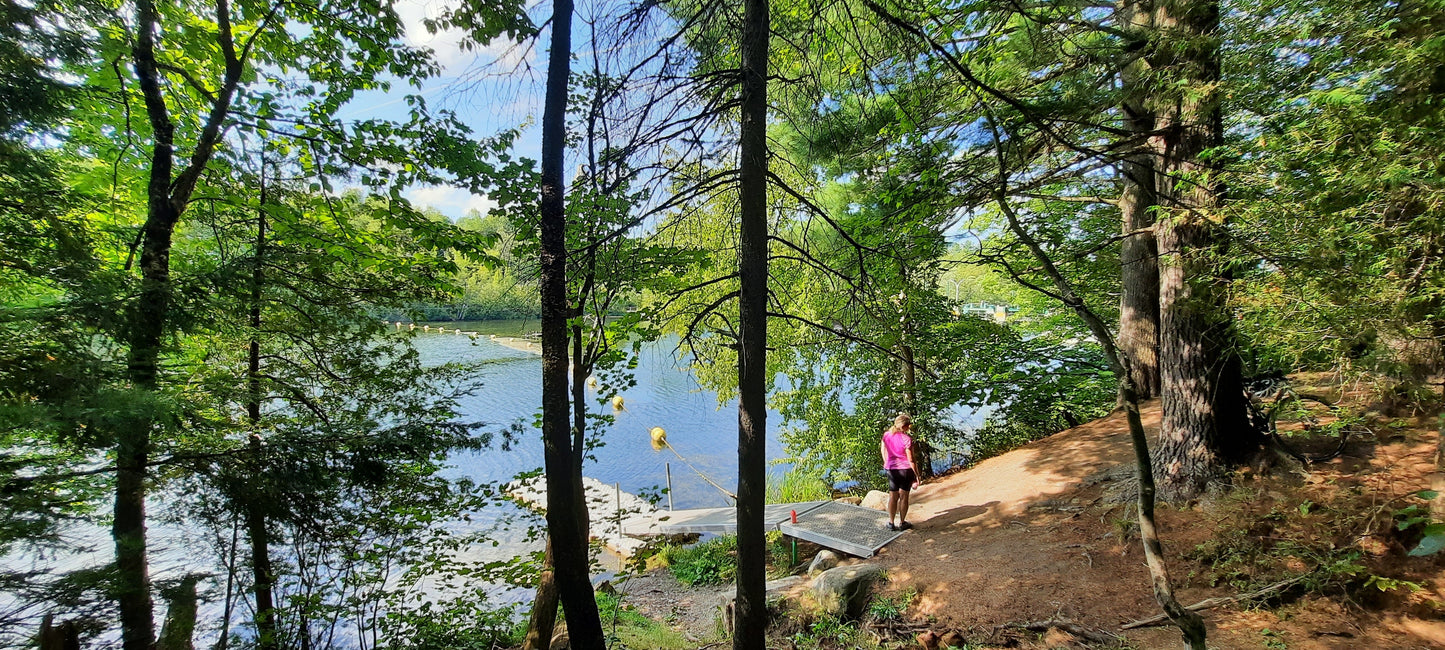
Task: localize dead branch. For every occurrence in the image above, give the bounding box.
[1119,573,1311,630]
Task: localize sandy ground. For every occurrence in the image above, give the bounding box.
[616,393,1445,649]
[873,399,1445,649]
[874,404,1161,635]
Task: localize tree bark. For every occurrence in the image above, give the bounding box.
[1148,0,1253,501]
[1116,0,1161,400]
[521,539,560,650]
[38,615,80,650]
[247,162,279,650]
[996,193,1207,650]
[734,0,770,644]
[119,1,247,645]
[245,458,276,650]
[899,338,933,479]
[523,327,592,649]
[158,575,200,650]
[538,0,604,646]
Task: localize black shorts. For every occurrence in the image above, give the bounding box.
[887,468,916,492]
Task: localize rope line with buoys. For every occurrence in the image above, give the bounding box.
[648,426,736,502]
[383,321,541,349]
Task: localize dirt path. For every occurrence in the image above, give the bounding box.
[873,399,1445,649]
[874,403,1161,634]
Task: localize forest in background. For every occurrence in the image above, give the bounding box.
[2,0,1443,647]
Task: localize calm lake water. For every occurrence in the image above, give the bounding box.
[415,320,788,511]
[4,320,988,647]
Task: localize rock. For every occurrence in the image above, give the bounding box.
[860,490,890,511]
[940,630,967,649]
[766,575,805,593]
[550,620,569,650]
[835,496,862,505]
[811,563,887,619]
[917,630,940,650]
[808,549,841,575]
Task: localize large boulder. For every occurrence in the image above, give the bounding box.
[766,575,805,593]
[808,549,841,576]
[811,563,887,619]
[550,620,569,650]
[860,490,890,511]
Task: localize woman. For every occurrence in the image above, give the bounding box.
[880,413,920,531]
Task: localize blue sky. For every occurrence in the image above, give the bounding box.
[382,0,550,219]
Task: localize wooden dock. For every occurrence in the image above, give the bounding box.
[507,476,659,557]
[635,500,904,558]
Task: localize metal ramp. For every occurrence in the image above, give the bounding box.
[645,500,903,558]
[647,502,829,534]
[778,501,902,558]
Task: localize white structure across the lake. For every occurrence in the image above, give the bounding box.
[509,478,906,558]
[507,476,661,556]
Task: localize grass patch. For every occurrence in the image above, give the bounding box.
[865,588,917,624]
[596,591,699,650]
[767,469,833,504]
[661,532,802,586]
[664,535,737,586]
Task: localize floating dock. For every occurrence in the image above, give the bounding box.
[639,500,903,558]
[384,321,542,356]
[507,476,659,557]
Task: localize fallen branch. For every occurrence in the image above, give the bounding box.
[1119,573,1311,630]
[995,619,1121,646]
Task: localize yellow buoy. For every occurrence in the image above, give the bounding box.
[409,323,416,330]
[649,426,667,451]
[587,376,599,388]
[612,395,625,409]
[424,325,431,332]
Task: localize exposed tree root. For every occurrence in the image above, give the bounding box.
[995,619,1123,646]
[1120,573,1311,630]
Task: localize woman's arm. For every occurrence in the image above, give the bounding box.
[907,440,919,487]
[880,435,889,466]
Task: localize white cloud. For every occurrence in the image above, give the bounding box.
[394,0,534,73]
[395,0,470,70]
[407,185,500,219]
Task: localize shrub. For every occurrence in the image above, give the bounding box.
[766,469,833,504]
[667,535,738,586]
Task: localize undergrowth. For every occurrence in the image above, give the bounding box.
[1183,477,1430,610]
[596,591,697,650]
[660,531,798,586]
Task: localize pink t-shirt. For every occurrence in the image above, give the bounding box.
[883,430,912,470]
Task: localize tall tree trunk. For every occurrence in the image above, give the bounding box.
[524,327,591,649]
[538,0,604,646]
[248,162,279,650]
[899,338,933,479]
[119,2,244,644]
[158,575,200,650]
[734,0,770,643]
[1117,0,1161,400]
[997,196,1207,650]
[521,539,560,650]
[115,5,177,641]
[1149,0,1253,501]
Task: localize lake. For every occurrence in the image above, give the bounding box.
[415,320,789,511]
